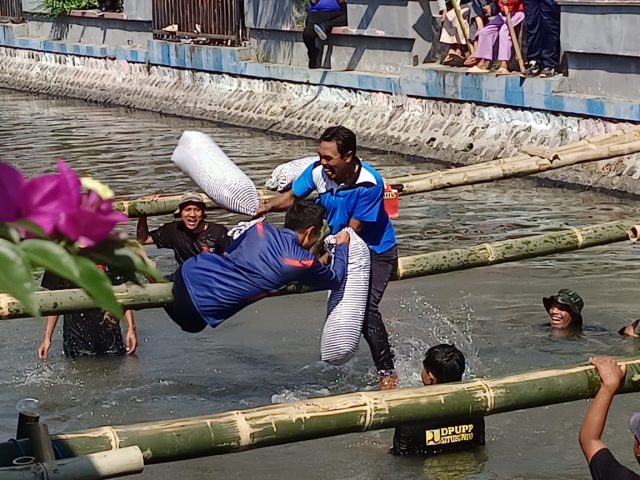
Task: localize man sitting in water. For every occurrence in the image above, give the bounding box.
[543,288,584,331]
[137,192,230,267]
[165,201,350,333]
[579,356,640,479]
[391,344,485,456]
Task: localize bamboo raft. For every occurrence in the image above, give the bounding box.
[0,219,635,319]
[0,357,638,467]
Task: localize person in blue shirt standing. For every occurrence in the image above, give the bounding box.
[303,0,348,69]
[165,201,350,333]
[256,126,398,390]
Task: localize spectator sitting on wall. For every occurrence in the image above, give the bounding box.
[464,0,499,66]
[438,0,473,66]
[523,0,560,77]
[467,0,524,75]
[303,0,348,69]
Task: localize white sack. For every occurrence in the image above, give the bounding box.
[320,228,371,365]
[264,156,318,192]
[171,131,260,216]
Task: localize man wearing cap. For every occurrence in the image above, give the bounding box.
[543,288,584,330]
[137,193,230,267]
[579,356,640,479]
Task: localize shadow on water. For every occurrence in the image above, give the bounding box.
[3,89,640,478]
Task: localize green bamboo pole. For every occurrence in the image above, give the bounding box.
[115,137,640,218]
[1,220,635,319]
[0,358,639,466]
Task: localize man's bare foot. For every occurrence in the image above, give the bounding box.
[379,372,398,390]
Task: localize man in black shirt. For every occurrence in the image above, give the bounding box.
[391,344,485,456]
[579,356,640,480]
[37,269,138,358]
[137,192,230,266]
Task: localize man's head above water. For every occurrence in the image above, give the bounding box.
[543,288,584,330]
[173,192,206,231]
[421,344,466,386]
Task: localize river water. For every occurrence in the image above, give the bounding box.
[2,88,640,479]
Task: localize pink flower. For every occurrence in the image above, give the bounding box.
[0,163,27,223]
[0,161,127,247]
[58,189,128,248]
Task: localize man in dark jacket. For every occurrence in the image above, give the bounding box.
[303,0,348,69]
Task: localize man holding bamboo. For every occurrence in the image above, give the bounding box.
[255,126,398,390]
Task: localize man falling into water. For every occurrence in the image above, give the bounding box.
[256,126,398,390]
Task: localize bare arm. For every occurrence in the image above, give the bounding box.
[348,218,364,234]
[123,310,138,355]
[255,190,297,217]
[136,217,155,245]
[37,315,59,358]
[579,357,627,462]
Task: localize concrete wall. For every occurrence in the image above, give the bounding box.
[246,0,437,74]
[559,1,640,101]
[21,0,151,47]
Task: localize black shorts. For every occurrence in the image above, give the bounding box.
[164,267,208,333]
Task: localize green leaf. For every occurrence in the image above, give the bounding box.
[8,220,48,239]
[0,239,39,318]
[74,256,124,320]
[0,224,20,244]
[21,240,81,284]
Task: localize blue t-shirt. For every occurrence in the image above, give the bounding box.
[309,0,342,12]
[292,160,396,254]
[181,222,348,327]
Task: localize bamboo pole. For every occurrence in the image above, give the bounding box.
[1,219,635,319]
[0,358,639,467]
[0,446,144,480]
[392,126,640,184]
[450,0,474,55]
[400,140,640,195]
[502,0,525,73]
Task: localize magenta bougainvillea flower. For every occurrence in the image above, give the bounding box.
[0,161,127,247]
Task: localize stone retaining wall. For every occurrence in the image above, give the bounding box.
[2,46,640,196]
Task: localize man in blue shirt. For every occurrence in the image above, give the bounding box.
[165,201,350,333]
[256,126,398,389]
[303,0,348,69]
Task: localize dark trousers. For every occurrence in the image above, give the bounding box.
[363,246,397,372]
[164,267,207,333]
[303,7,348,68]
[523,0,561,69]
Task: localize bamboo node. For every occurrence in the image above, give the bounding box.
[570,227,585,247]
[482,243,497,263]
[0,294,9,319]
[478,379,495,412]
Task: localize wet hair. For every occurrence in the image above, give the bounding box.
[320,126,357,158]
[423,344,466,384]
[284,200,326,232]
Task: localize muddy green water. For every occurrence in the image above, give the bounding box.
[2,89,640,479]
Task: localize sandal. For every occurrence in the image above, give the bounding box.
[495,67,510,75]
[442,53,465,66]
[463,56,479,67]
[467,65,489,73]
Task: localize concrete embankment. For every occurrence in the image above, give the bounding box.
[1,45,640,195]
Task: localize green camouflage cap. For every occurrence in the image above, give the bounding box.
[543,289,584,316]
